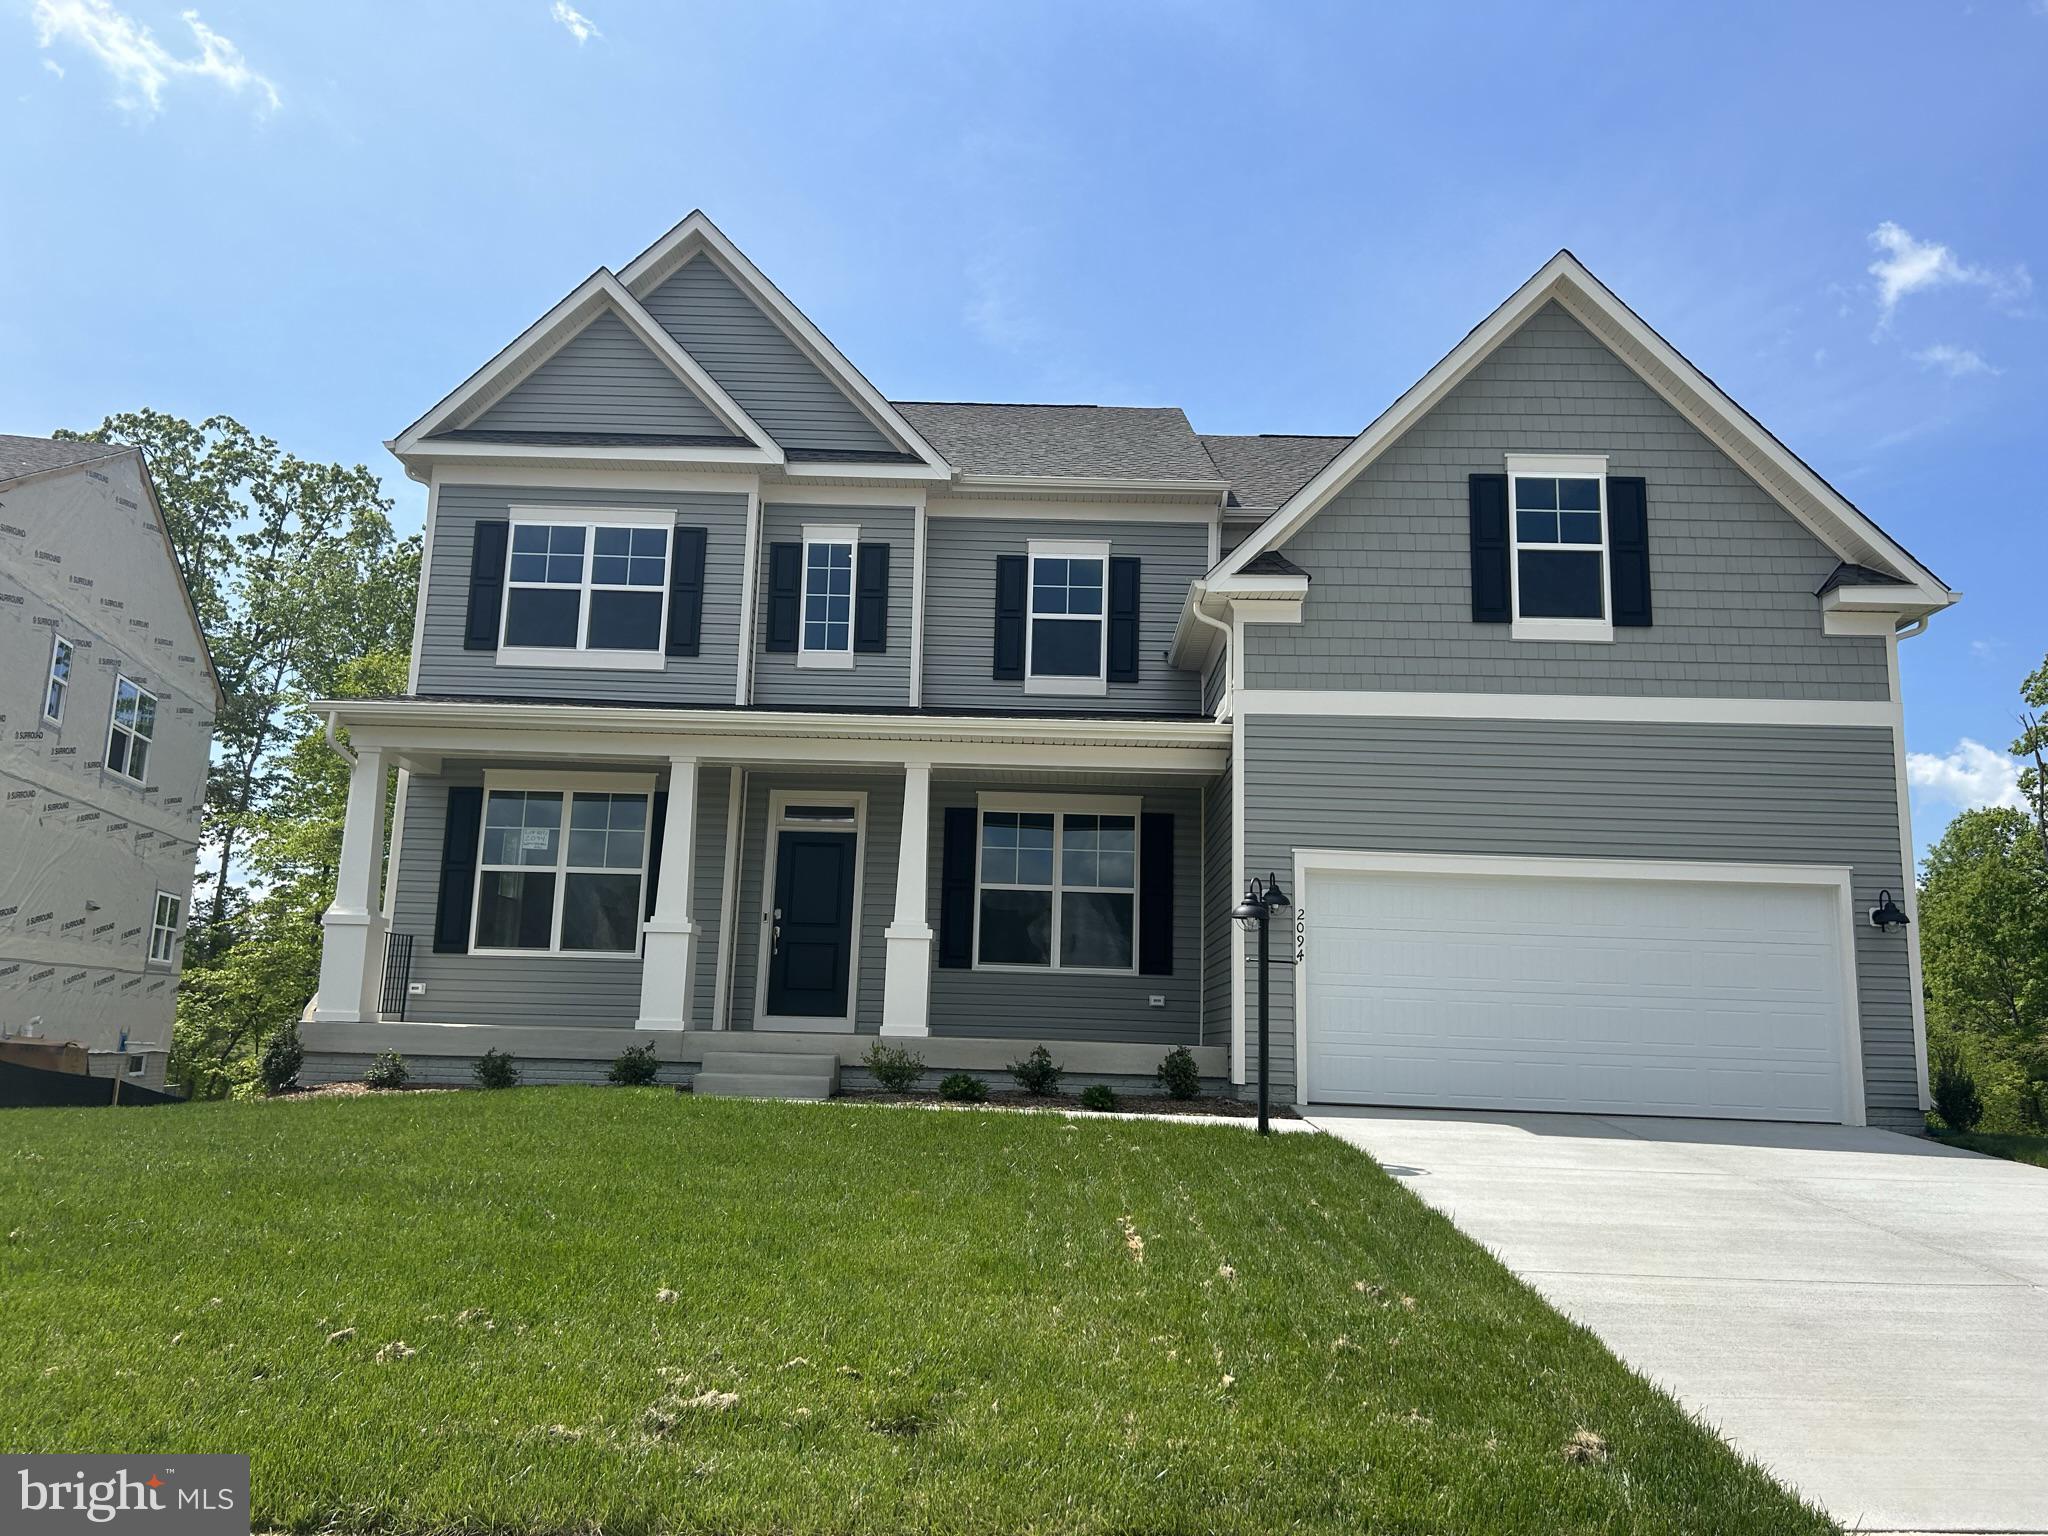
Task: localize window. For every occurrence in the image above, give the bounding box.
[148,893,180,965]
[472,785,650,954]
[1026,540,1108,695]
[501,514,671,663]
[43,633,72,724]
[1508,455,1610,640]
[126,1055,146,1077]
[799,525,857,668]
[975,802,1137,972]
[106,676,156,783]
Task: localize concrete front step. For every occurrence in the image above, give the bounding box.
[693,1070,836,1102]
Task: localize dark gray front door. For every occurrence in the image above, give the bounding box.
[765,828,857,1017]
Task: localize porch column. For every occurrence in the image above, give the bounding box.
[637,756,699,1031]
[880,760,933,1036]
[315,744,389,1023]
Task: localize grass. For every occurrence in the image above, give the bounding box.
[0,1090,1832,1535]
[1934,1128,2048,1168]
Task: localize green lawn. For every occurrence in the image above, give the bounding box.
[1935,1128,2048,1168]
[1,1090,1831,1535]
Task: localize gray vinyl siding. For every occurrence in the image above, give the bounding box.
[388,763,729,1030]
[925,782,1202,1046]
[415,484,746,703]
[1202,764,1233,1048]
[725,771,902,1032]
[752,503,913,708]
[1201,648,1227,716]
[1240,715,1914,1120]
[467,310,729,438]
[641,255,895,455]
[1247,301,1890,701]
[921,518,1209,715]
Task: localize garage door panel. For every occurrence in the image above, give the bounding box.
[1304,867,1849,1123]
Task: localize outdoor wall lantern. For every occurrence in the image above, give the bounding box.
[1868,889,1911,931]
[1232,873,1291,1136]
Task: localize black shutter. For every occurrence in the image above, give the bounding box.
[433,786,484,953]
[1607,476,1652,628]
[464,520,509,650]
[1139,812,1173,976]
[854,543,890,654]
[938,807,977,968]
[1468,475,1511,623]
[1108,556,1141,683]
[666,528,707,657]
[643,790,668,919]
[765,542,801,653]
[992,555,1027,680]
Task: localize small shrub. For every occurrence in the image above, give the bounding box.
[864,1042,928,1094]
[938,1071,988,1103]
[1080,1083,1117,1112]
[1155,1045,1201,1101]
[258,1021,303,1096]
[1931,1046,1984,1134]
[472,1048,520,1090]
[1009,1044,1064,1097]
[609,1043,660,1086]
[363,1050,409,1090]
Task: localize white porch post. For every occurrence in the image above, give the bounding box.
[638,756,699,1030]
[880,760,933,1036]
[315,744,389,1023]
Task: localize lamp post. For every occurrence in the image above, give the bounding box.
[1232,873,1291,1135]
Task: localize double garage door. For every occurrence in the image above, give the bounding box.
[1300,857,1859,1123]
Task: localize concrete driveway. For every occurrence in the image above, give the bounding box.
[1310,1108,2048,1535]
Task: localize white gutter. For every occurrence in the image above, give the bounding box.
[322,710,357,768]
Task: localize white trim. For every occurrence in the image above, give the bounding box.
[468,779,656,959]
[495,646,667,673]
[432,464,760,495]
[1023,537,1110,697]
[908,498,928,708]
[1507,456,1612,642]
[752,788,868,1033]
[1229,705,1246,1084]
[735,483,763,704]
[42,630,72,726]
[1511,618,1615,643]
[1289,847,1867,1126]
[779,461,953,484]
[1233,688,1895,728]
[767,485,928,508]
[951,474,1227,501]
[1506,452,1608,477]
[497,507,674,670]
[975,791,1141,816]
[796,522,860,669]
[104,674,156,785]
[406,481,439,693]
[484,768,656,793]
[927,498,1216,523]
[146,890,181,968]
[1886,629,1933,1109]
[968,798,1141,977]
[710,765,744,1033]
[382,767,411,917]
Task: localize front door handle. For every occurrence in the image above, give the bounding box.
[770,907,782,956]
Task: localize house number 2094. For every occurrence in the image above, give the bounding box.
[1294,907,1307,964]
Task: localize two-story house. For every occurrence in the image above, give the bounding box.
[303,215,1952,1128]
[0,436,218,1090]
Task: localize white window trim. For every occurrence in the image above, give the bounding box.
[105,674,156,785]
[146,891,181,967]
[970,791,1142,976]
[126,1054,147,1077]
[1505,454,1612,643]
[497,506,676,672]
[468,779,655,959]
[43,631,72,726]
[1023,538,1110,697]
[796,522,859,671]
[753,788,869,1033]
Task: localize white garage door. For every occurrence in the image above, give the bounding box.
[1301,859,1854,1123]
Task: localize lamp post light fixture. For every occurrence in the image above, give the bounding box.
[1232,872,1292,1135]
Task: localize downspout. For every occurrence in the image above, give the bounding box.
[1187,581,1234,720]
[323,711,357,768]
[1894,615,1930,642]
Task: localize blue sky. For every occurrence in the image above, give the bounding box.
[3,1,2043,857]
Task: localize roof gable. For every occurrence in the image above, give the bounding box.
[464,308,741,443]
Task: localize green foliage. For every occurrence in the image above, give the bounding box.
[364,1051,409,1091]
[1079,1083,1118,1112]
[257,1020,304,1096]
[1009,1045,1064,1096]
[1156,1045,1202,1100]
[938,1072,988,1103]
[1930,1045,1984,1134]
[609,1044,660,1086]
[863,1042,927,1093]
[472,1050,520,1090]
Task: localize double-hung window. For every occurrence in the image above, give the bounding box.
[1025,539,1109,695]
[148,893,181,965]
[799,524,857,668]
[106,675,156,784]
[1507,455,1610,641]
[472,778,652,955]
[975,799,1138,972]
[501,511,671,666]
[43,633,73,725]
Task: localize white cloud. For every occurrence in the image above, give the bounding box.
[1867,221,2029,326]
[41,57,65,78]
[1912,343,1999,378]
[1907,738,2027,815]
[550,2,601,43]
[32,0,279,115]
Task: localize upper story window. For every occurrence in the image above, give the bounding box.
[975,801,1137,972]
[501,512,671,668]
[148,892,182,965]
[43,633,73,725]
[1507,455,1610,642]
[472,783,650,955]
[1026,540,1108,696]
[106,675,156,784]
[799,524,857,669]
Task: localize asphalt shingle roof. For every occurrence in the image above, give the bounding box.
[1198,433,1351,511]
[0,434,128,485]
[892,402,1223,482]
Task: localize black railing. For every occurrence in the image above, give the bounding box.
[379,931,414,1021]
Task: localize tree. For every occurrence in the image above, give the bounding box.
[2015,653,2048,865]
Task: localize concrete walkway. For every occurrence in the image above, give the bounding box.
[1309,1108,2048,1535]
